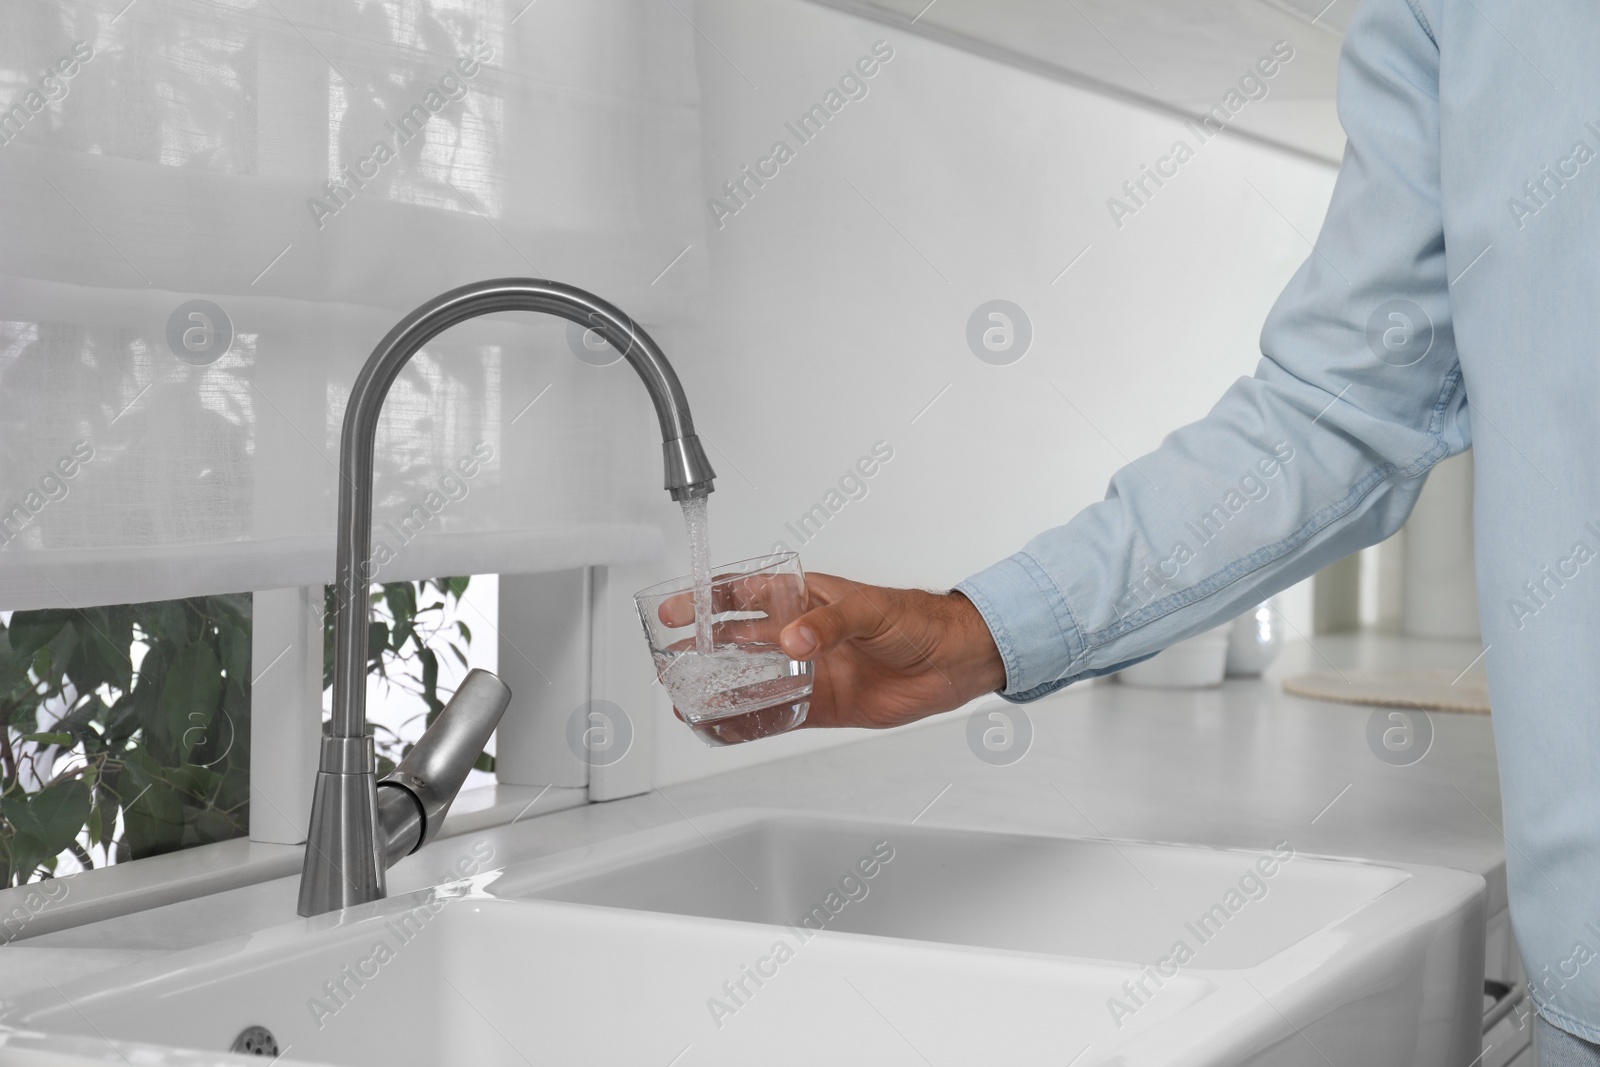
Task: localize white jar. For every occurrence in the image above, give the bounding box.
[1225,600,1283,676]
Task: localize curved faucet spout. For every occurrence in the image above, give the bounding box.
[330,278,714,741]
[299,278,715,917]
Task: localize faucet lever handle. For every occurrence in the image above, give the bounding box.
[376,668,512,864]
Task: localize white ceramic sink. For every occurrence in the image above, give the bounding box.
[507,812,1408,967]
[0,811,1486,1067]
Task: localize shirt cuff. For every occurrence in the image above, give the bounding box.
[955,552,1089,702]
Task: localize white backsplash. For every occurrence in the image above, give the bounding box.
[645,0,1333,784]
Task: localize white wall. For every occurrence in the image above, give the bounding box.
[643,0,1338,785]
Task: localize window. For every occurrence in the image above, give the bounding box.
[0,593,251,887]
[0,575,495,887]
[323,575,496,788]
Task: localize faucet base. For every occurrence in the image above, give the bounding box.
[297,764,385,917]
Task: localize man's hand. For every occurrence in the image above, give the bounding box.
[776,573,1006,729]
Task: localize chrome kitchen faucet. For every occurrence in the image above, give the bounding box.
[298,278,716,917]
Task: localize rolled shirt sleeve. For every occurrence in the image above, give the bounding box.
[958,0,1471,700]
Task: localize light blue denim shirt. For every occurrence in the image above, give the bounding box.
[957,0,1600,1042]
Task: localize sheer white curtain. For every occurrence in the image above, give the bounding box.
[0,0,709,610]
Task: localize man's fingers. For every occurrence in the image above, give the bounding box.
[780,587,886,659]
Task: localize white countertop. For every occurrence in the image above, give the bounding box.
[0,631,1503,1008]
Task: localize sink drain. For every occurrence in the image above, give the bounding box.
[230,1026,280,1056]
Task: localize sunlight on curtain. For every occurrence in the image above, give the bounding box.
[0,0,709,611]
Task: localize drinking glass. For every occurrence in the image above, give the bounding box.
[634,552,813,746]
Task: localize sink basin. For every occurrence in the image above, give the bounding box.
[0,810,1486,1067]
[0,893,1210,1067]
[504,811,1408,968]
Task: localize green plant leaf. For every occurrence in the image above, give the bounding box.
[208,594,250,637]
[150,601,192,647]
[191,807,241,843]
[160,643,222,762]
[384,582,417,653]
[322,586,339,690]
[21,732,72,746]
[117,750,186,860]
[30,646,56,689]
[164,763,221,796]
[56,696,107,739]
[2,779,92,863]
[65,608,132,697]
[187,700,240,773]
[87,785,118,849]
[2,836,47,886]
[220,621,250,693]
[0,625,37,701]
[7,610,72,662]
[419,647,443,722]
[102,692,144,748]
[367,621,389,667]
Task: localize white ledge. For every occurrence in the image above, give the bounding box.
[0,783,587,945]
